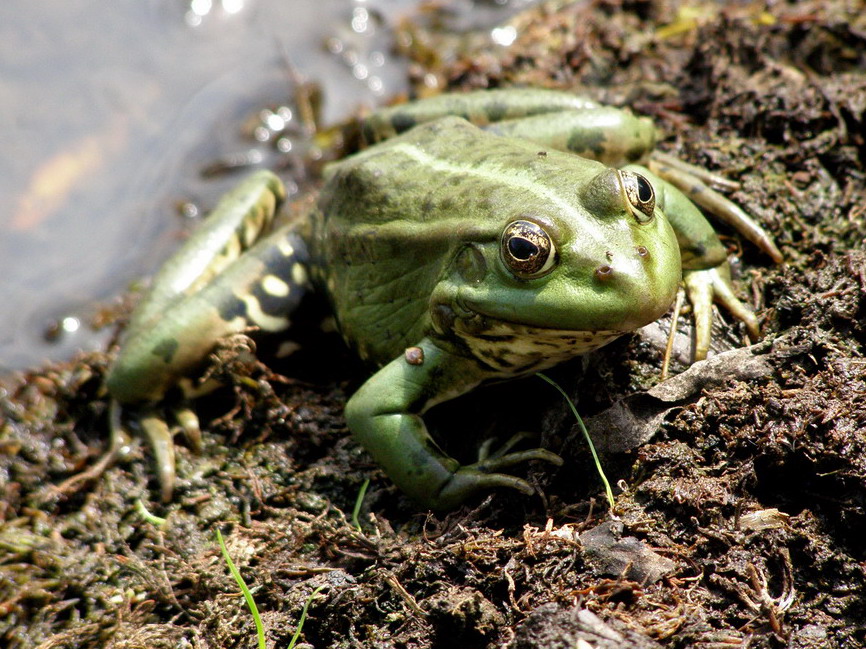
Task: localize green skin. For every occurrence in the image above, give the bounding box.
[107,88,770,509]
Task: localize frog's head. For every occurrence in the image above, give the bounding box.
[434,163,681,347]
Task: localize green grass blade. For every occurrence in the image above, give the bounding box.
[288,585,326,649]
[537,372,615,509]
[216,529,266,649]
[352,478,370,531]
[135,499,167,526]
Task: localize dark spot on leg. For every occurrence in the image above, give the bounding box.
[391,113,417,134]
[251,282,288,318]
[484,101,508,122]
[626,142,646,162]
[567,129,606,157]
[361,121,378,145]
[218,294,248,323]
[153,338,179,364]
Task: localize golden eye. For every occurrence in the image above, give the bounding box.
[621,170,655,223]
[500,220,557,278]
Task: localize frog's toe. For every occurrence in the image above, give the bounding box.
[471,447,564,472]
[174,405,203,453]
[684,266,760,361]
[430,449,563,509]
[431,470,532,509]
[707,272,760,342]
[138,410,177,502]
[650,153,783,264]
[477,431,533,461]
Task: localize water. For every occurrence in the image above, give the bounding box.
[0,0,417,370]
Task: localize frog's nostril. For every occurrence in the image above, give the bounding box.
[636,245,649,259]
[594,264,614,281]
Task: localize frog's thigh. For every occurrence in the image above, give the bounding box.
[486,109,657,167]
[107,227,309,403]
[361,88,602,142]
[128,170,287,336]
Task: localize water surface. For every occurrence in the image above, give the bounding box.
[0,0,417,371]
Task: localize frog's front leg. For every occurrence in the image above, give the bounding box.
[345,338,562,510]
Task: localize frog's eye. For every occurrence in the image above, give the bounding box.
[621,171,655,223]
[500,220,557,278]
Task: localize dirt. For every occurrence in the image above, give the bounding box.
[2,1,866,647]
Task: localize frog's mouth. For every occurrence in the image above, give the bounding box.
[451,257,678,336]
[451,286,659,337]
[449,304,626,374]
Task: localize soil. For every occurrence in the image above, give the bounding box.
[2,1,866,647]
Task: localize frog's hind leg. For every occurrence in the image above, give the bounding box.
[105,170,310,500]
[109,224,311,500]
[484,108,658,168]
[359,88,603,143]
[107,178,308,405]
[123,170,288,343]
[649,151,783,263]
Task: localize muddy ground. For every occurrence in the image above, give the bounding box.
[2,1,866,647]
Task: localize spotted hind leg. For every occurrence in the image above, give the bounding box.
[105,171,310,500]
[649,151,782,263]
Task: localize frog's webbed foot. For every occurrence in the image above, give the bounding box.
[650,151,783,264]
[476,431,563,473]
[477,430,532,461]
[436,448,563,506]
[683,265,760,361]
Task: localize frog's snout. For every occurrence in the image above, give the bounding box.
[591,244,655,284]
[582,241,678,331]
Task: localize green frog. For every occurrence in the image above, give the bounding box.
[106,88,780,509]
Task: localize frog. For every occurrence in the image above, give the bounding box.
[105,88,780,509]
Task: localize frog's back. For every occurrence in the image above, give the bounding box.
[307,116,615,366]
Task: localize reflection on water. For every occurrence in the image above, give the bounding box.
[0,0,412,371]
[0,0,534,372]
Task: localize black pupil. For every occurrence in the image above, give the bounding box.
[509,237,538,260]
[637,176,652,203]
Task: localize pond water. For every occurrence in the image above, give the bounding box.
[0,0,420,371]
[0,0,538,373]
